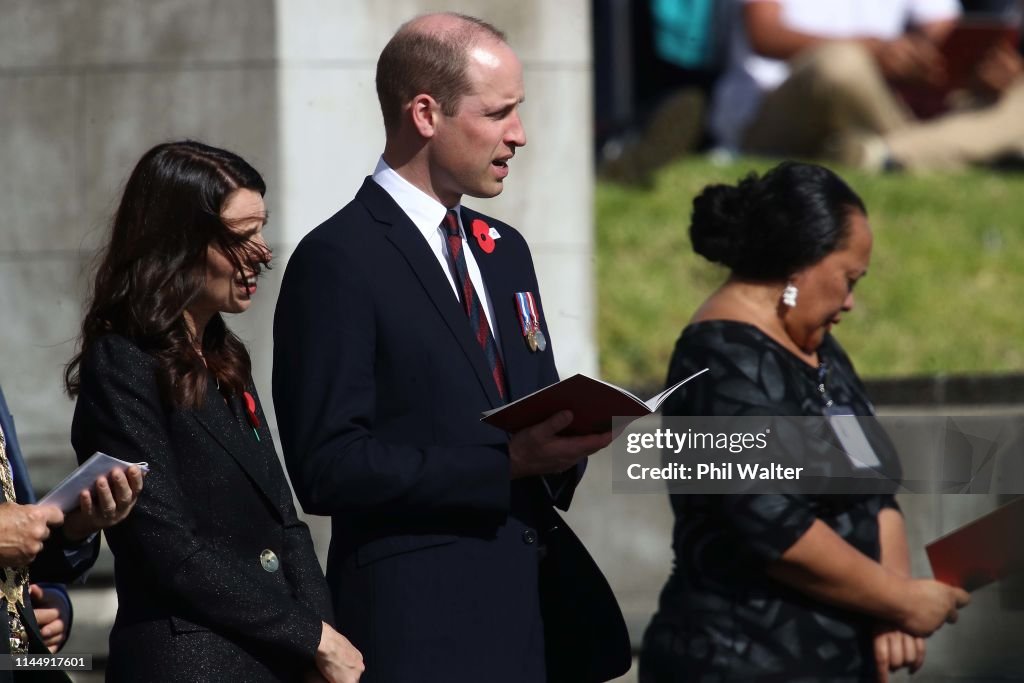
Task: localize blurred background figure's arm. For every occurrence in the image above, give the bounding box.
[745,0,955,85]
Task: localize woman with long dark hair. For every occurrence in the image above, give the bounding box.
[66,140,363,682]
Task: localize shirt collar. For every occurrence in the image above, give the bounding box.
[371,157,463,239]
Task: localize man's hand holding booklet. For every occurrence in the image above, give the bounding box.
[481,368,709,436]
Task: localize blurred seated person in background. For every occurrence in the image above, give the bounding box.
[639,162,969,682]
[598,0,730,182]
[709,0,1024,171]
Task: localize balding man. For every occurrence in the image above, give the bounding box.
[273,13,630,683]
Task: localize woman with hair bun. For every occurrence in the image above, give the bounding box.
[639,162,969,682]
[65,141,363,682]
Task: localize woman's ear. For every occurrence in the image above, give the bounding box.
[788,267,810,291]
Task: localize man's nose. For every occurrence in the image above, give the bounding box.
[506,111,526,148]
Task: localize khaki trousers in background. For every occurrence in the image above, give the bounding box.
[886,77,1024,169]
[741,41,1024,170]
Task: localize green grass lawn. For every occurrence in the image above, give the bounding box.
[596,156,1024,390]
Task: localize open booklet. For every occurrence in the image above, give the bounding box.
[39,452,150,513]
[899,18,1020,118]
[926,496,1024,592]
[481,368,709,436]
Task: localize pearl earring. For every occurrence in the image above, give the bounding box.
[782,283,798,308]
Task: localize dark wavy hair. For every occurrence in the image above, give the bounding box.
[689,161,867,281]
[65,140,270,409]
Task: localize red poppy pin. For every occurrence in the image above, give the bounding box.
[243,391,261,430]
[471,218,499,254]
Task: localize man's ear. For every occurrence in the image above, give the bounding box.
[409,94,439,138]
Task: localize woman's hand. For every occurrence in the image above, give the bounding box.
[316,622,364,683]
[873,626,925,682]
[62,466,145,542]
[897,579,970,637]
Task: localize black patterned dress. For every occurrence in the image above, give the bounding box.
[639,320,900,683]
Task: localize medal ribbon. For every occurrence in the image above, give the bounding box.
[515,292,536,338]
[524,293,541,336]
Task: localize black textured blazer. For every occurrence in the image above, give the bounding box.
[71,335,332,682]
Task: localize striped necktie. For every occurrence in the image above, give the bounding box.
[442,209,507,401]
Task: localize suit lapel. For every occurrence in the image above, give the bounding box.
[190,382,282,519]
[357,179,503,408]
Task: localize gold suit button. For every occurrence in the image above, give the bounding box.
[260,549,280,572]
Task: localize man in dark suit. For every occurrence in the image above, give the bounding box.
[273,12,630,683]
[0,384,140,680]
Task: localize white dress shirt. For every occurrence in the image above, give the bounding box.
[372,157,501,349]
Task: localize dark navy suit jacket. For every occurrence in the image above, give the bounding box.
[273,178,630,683]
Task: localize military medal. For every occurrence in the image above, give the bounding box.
[515,292,546,353]
[534,328,547,352]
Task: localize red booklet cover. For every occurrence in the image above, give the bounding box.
[926,496,1024,591]
[480,368,708,436]
[941,19,1020,91]
[898,18,1019,119]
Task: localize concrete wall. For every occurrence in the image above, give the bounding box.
[0,0,281,471]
